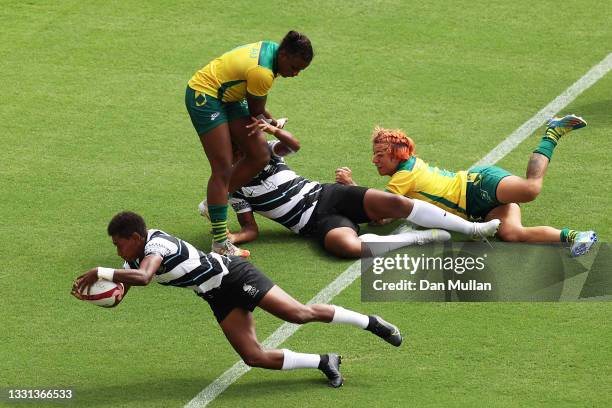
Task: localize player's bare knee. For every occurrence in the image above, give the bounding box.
[343,244,362,258]
[324,235,361,259]
[240,348,267,368]
[327,244,360,259]
[210,161,233,183]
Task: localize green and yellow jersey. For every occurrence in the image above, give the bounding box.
[188,41,279,103]
[385,156,469,218]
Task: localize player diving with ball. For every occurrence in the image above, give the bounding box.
[72,211,405,388]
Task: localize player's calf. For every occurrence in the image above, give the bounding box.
[240,347,282,369]
[283,304,333,324]
[495,224,528,242]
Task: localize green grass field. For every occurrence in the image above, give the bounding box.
[2,1,611,407]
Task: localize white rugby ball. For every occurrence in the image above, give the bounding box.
[80,279,124,308]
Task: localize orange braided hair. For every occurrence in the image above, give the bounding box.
[371,126,416,161]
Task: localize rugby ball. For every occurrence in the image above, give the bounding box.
[79,279,124,308]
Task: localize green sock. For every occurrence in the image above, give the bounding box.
[560,228,578,243]
[534,138,557,161]
[208,204,229,244]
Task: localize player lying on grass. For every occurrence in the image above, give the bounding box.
[335,114,597,257]
[71,211,403,388]
[199,118,501,258]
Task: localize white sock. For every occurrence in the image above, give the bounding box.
[360,232,422,256]
[281,349,321,370]
[331,305,369,329]
[406,199,473,235]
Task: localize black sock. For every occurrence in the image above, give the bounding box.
[318,354,329,370]
[366,315,377,332]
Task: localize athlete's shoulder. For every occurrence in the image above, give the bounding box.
[145,229,180,258]
[387,160,419,194]
[256,41,279,70]
[147,228,175,241]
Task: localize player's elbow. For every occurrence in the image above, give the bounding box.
[135,271,154,286]
[289,139,300,153]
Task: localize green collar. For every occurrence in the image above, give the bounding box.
[396,156,416,172]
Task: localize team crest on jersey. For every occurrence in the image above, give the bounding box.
[243,284,259,297]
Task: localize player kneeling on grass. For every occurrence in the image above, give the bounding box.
[199,117,502,258]
[72,211,404,388]
[335,114,597,257]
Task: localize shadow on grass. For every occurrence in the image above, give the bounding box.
[180,229,337,260]
[70,376,215,407]
[570,99,612,125]
[71,375,341,407]
[212,376,348,403]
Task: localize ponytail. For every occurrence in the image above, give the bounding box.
[279,30,314,63]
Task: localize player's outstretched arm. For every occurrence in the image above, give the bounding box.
[335,167,357,186]
[74,255,163,297]
[229,211,260,245]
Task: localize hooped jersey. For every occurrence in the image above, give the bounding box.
[230,143,322,233]
[123,229,231,295]
[188,41,279,102]
[385,156,469,218]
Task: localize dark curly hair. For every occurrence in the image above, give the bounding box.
[107,211,147,238]
[279,30,314,63]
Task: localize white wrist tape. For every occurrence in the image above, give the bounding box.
[97,267,115,281]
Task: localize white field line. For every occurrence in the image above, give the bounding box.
[184,52,612,408]
[473,53,612,167]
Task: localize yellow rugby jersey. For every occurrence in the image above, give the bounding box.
[188,41,278,103]
[385,157,469,218]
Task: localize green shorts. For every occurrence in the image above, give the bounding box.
[466,165,513,220]
[185,86,250,135]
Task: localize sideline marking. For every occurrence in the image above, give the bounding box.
[184,53,612,408]
[473,53,612,167]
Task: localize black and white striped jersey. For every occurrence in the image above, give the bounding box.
[123,229,230,294]
[231,148,322,233]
